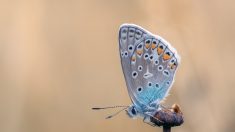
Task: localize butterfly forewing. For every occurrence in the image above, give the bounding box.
[119,24,179,111]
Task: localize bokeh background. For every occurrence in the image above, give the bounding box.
[1,0,235,132]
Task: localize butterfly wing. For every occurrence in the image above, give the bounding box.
[119,24,180,111]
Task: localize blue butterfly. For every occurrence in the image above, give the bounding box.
[93,24,181,126]
[119,24,180,125]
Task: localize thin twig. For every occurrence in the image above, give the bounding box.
[163,126,171,132]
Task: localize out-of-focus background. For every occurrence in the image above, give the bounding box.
[0,0,235,132]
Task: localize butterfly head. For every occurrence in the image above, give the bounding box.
[126,105,140,119]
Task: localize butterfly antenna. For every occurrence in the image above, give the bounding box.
[105,107,128,119]
[92,105,129,110]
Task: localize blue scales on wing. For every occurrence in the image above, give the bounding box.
[119,24,180,112]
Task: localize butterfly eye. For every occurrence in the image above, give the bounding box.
[157,44,165,55]
[131,107,137,115]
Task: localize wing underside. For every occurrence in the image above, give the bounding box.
[118,24,179,111]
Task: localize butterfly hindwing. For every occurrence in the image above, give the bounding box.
[119,24,179,111]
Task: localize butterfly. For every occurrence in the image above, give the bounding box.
[93,24,182,127]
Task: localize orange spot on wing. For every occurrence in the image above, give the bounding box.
[170,62,177,69]
[131,55,136,62]
[136,50,143,55]
[157,47,163,55]
[145,43,150,49]
[151,43,157,49]
[163,53,171,61]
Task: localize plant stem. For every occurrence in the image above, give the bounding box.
[163,126,171,132]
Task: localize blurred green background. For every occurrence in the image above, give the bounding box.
[0,0,235,132]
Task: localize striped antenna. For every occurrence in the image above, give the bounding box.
[92,105,129,110]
